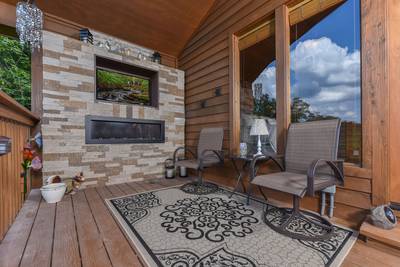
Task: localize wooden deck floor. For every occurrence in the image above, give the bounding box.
[0,178,399,267]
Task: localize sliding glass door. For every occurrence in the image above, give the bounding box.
[239,17,277,155]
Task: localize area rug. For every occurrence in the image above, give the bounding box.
[106,186,357,267]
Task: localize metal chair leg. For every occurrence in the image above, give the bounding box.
[320,192,326,216]
[230,172,243,198]
[246,183,253,205]
[180,168,219,195]
[198,169,203,184]
[258,186,268,202]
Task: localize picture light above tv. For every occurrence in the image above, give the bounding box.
[95,56,159,107]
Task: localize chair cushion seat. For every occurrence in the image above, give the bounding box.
[251,172,334,197]
[175,158,220,170]
[175,159,199,169]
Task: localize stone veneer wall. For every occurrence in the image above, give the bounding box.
[40,30,185,187]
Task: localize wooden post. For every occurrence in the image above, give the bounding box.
[275,5,291,154]
[388,0,400,204]
[361,0,390,205]
[229,34,240,156]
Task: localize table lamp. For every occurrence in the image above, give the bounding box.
[250,119,269,156]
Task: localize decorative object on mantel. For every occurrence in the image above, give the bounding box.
[368,205,397,230]
[250,119,269,156]
[0,136,12,156]
[152,51,161,64]
[16,0,43,50]
[79,28,93,44]
[93,38,151,61]
[137,51,148,61]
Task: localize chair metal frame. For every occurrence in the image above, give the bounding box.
[249,120,344,241]
[173,128,224,194]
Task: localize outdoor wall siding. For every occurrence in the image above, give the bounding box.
[179,0,373,227]
[41,30,185,187]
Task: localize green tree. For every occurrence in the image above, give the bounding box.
[253,93,276,118]
[291,97,338,122]
[0,35,31,109]
[254,94,338,122]
[291,97,313,122]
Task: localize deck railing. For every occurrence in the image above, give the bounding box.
[0,91,39,240]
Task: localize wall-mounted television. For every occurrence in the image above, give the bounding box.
[95,56,158,107]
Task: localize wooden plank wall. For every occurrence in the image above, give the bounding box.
[178,0,391,227]
[0,91,39,240]
[388,0,400,204]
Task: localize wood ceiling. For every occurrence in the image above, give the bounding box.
[2,0,215,57]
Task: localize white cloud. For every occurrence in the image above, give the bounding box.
[252,37,361,122]
[253,66,276,99]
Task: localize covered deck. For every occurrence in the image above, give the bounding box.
[1,0,400,266]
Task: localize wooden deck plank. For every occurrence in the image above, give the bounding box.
[52,195,81,267]
[0,189,41,267]
[106,184,125,196]
[85,188,143,267]
[20,197,56,267]
[125,182,141,193]
[144,180,166,190]
[127,181,147,193]
[342,241,400,267]
[116,183,137,195]
[360,221,400,249]
[1,181,400,267]
[129,181,147,193]
[96,186,113,199]
[72,190,112,267]
[135,180,162,192]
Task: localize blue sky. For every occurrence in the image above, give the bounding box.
[253,0,361,123]
[292,0,360,51]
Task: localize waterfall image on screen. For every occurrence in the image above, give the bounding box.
[96,68,151,105]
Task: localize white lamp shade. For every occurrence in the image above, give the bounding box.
[250,119,269,136]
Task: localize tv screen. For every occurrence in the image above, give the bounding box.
[96,68,151,106]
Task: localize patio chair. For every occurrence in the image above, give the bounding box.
[249,119,344,241]
[174,127,224,194]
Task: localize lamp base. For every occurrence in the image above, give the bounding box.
[253,151,263,157]
[255,135,263,156]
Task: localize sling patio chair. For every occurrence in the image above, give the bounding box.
[173,127,224,194]
[248,119,344,241]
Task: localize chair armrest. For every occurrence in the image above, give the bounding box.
[173,146,196,163]
[199,149,224,169]
[306,159,344,196]
[250,154,284,181]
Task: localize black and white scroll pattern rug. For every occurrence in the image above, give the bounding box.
[106,187,357,267]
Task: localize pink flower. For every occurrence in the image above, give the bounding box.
[31,156,42,171]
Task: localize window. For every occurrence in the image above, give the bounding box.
[0,25,31,109]
[289,0,361,164]
[239,18,277,154]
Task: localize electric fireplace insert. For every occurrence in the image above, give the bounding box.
[85,115,165,144]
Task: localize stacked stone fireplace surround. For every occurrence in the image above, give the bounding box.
[39,30,185,187]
